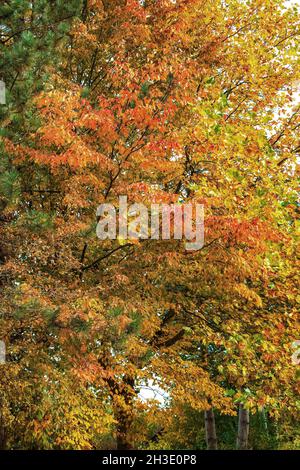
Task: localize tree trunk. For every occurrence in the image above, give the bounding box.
[237,404,249,450]
[115,412,134,450]
[0,398,7,450]
[0,344,6,450]
[261,407,268,434]
[205,408,218,450]
[99,350,136,450]
[114,375,135,450]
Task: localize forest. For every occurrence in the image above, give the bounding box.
[0,0,299,451]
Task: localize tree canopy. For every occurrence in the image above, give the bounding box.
[0,0,299,450]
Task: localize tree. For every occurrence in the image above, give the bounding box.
[237,404,249,450]
[1,0,299,449]
[205,409,218,450]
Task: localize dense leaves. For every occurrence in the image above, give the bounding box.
[0,0,299,449]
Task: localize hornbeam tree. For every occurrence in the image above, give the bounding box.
[0,0,299,449]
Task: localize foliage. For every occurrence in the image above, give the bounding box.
[0,0,299,450]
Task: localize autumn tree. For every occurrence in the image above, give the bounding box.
[0,0,299,449]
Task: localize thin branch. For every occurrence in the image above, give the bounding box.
[225,97,247,121]
[81,243,132,272]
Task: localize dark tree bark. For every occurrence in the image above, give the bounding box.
[205,408,218,450]
[115,376,135,450]
[237,404,249,450]
[0,398,7,450]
